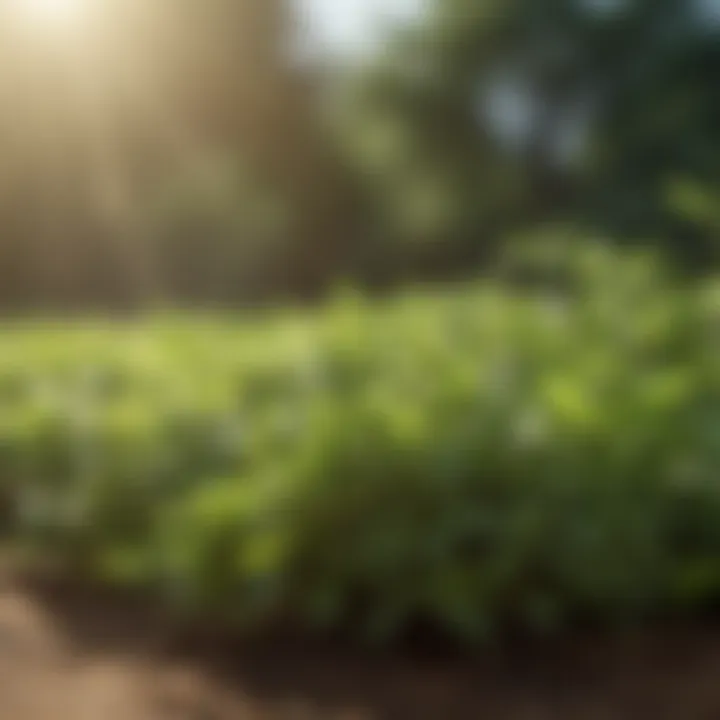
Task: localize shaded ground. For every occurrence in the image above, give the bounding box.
[1,570,720,719]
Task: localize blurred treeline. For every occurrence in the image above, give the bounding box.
[0,0,719,310]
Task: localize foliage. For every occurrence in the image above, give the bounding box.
[336,0,720,274]
[2,241,720,642]
[1,0,720,303]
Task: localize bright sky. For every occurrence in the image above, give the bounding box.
[299,0,424,56]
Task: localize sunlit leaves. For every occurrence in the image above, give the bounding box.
[3,242,720,641]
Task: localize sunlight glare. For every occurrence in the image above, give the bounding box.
[14,0,92,32]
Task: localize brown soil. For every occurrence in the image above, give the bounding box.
[1,569,720,719]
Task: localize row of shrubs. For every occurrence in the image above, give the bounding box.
[2,240,720,643]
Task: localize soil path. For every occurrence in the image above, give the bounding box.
[1,571,720,719]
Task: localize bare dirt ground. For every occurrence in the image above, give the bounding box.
[2,569,720,719]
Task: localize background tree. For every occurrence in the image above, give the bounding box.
[335,0,720,279]
[1,0,719,309]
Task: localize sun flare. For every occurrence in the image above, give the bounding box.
[13,0,92,31]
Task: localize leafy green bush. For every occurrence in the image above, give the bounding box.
[2,241,720,643]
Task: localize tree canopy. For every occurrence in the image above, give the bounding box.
[0,0,718,308]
